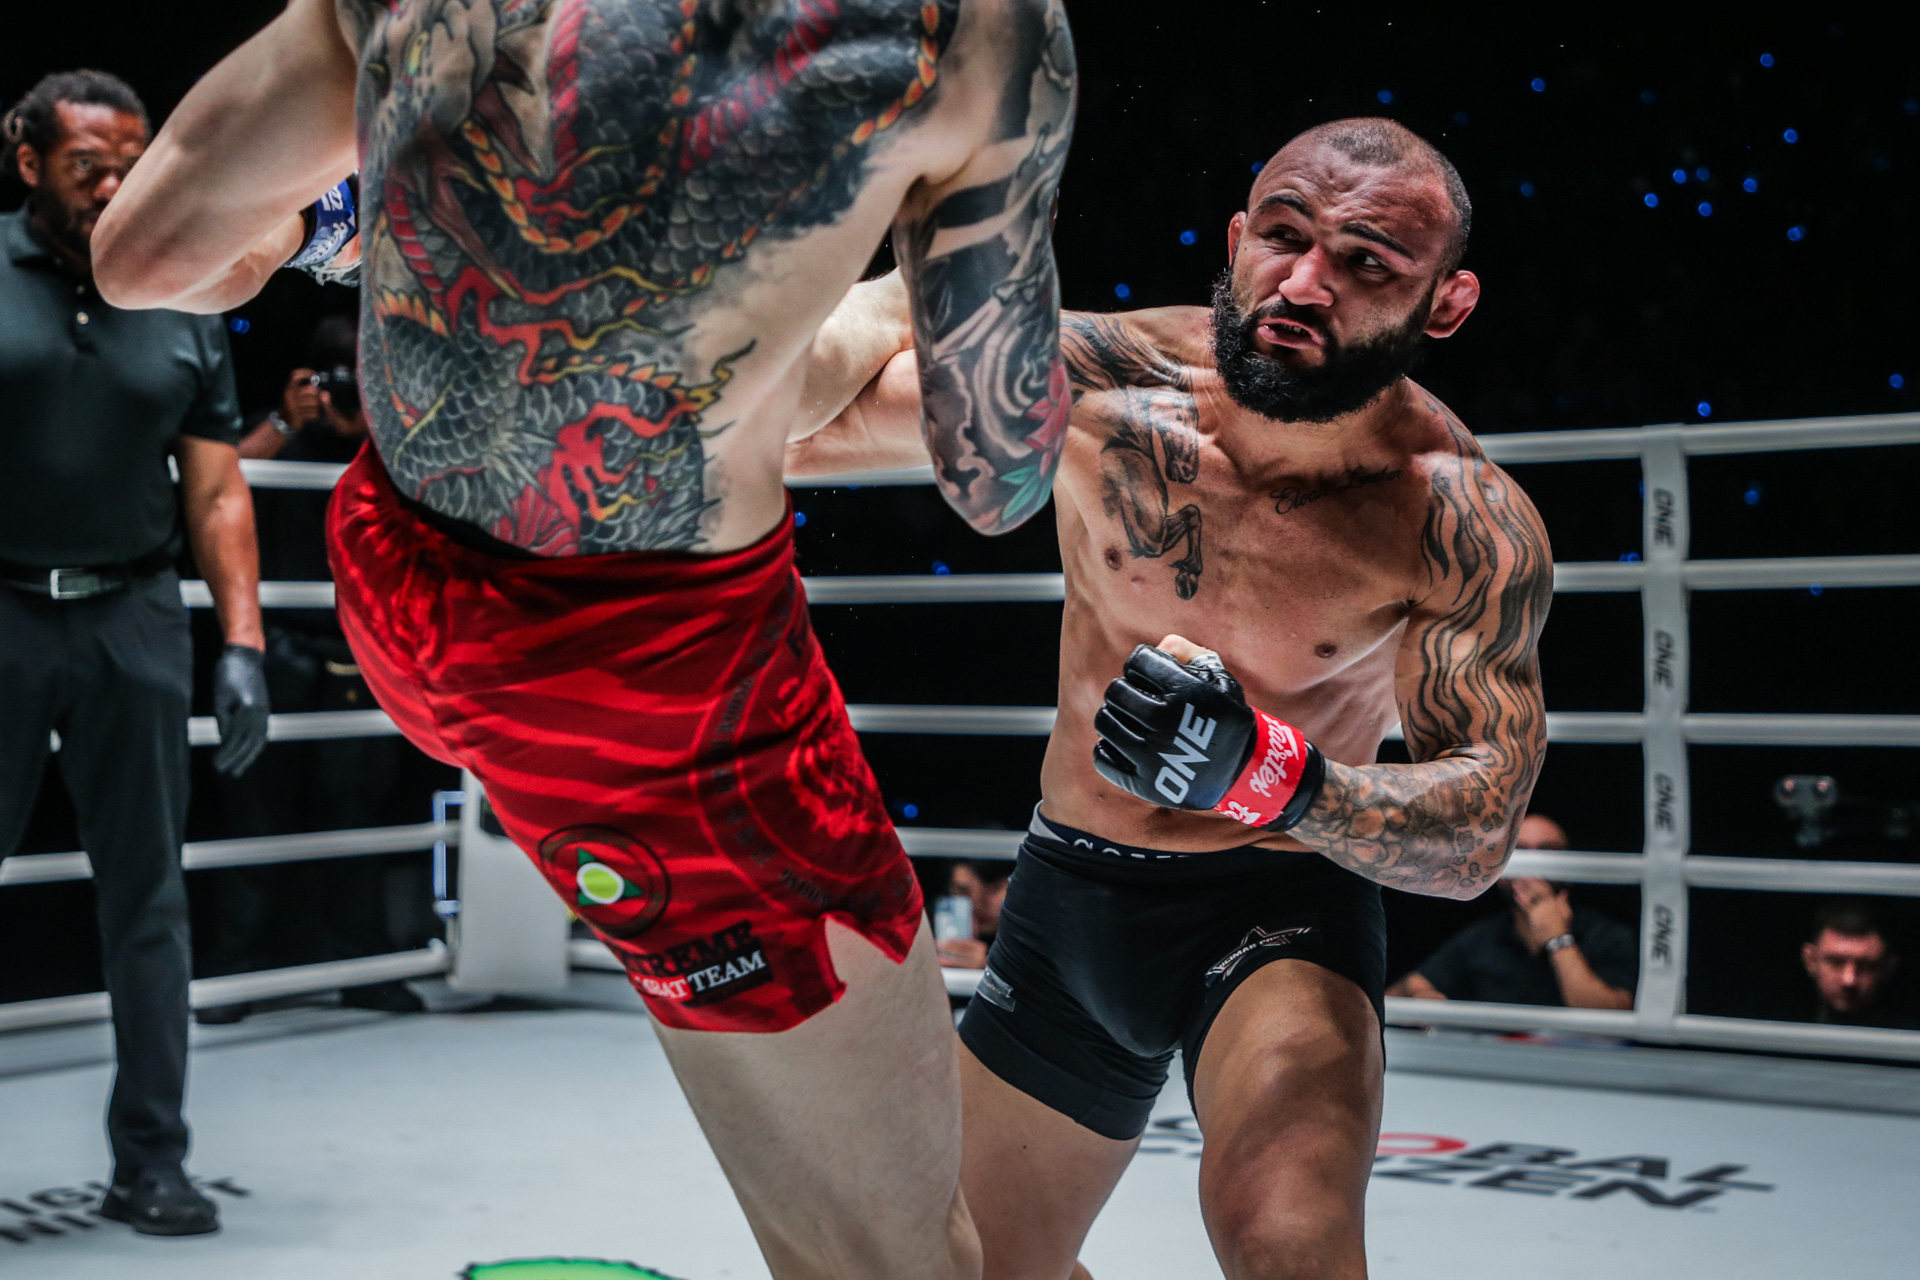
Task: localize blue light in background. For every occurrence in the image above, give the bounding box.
[1640,90,1657,105]
[228,318,250,334]
[1644,193,1660,208]
[1743,177,1759,193]
[1760,53,1775,67]
[1530,78,1546,93]
[1698,202,1713,217]
[932,561,951,576]
[1114,283,1131,300]
[1672,168,1688,184]
[1520,182,1536,197]
[1809,585,1824,597]
[1620,551,1643,563]
[793,511,807,528]
[1377,89,1394,104]
[1787,225,1807,241]
[1783,128,1799,143]
[901,803,919,820]
[1695,167,1711,181]
[1892,374,1907,389]
[1179,229,1197,246]
[1744,486,1762,506]
[1251,161,1265,174]
[1696,401,1713,417]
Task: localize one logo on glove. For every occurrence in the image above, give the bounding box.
[1153,705,1219,805]
[536,826,670,940]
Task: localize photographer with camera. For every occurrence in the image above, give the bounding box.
[199,313,425,1020]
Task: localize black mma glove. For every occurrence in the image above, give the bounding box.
[212,645,271,777]
[1092,644,1326,832]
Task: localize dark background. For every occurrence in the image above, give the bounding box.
[3,3,1916,1023]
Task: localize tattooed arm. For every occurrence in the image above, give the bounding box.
[94,0,356,311]
[1276,450,1554,899]
[892,0,1076,534]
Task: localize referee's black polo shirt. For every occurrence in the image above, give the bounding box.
[0,206,242,570]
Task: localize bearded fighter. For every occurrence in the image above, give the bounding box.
[94,1,1075,1274]
[789,118,1552,1278]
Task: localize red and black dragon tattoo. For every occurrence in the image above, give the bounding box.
[339,0,973,554]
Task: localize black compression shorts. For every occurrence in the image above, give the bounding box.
[958,811,1386,1141]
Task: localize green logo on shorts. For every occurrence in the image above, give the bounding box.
[464,1261,687,1280]
[575,855,629,906]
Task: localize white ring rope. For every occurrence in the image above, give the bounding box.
[0,822,455,888]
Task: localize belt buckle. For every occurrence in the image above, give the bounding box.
[48,568,94,600]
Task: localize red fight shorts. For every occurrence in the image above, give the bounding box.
[326,447,922,1033]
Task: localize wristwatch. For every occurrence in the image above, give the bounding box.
[1543,933,1578,954]
[266,410,296,438]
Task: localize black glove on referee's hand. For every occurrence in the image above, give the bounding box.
[212,645,270,777]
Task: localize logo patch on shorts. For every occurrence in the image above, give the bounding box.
[1205,925,1314,985]
[976,966,1017,1012]
[537,827,670,940]
[628,921,773,1007]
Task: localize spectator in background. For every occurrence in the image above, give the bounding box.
[1389,815,1638,1009]
[933,859,1010,970]
[1803,899,1911,1029]
[197,314,424,1021]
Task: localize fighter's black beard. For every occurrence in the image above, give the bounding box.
[1209,269,1430,424]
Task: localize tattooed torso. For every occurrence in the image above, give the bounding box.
[335,0,1068,553]
[1043,307,1551,867]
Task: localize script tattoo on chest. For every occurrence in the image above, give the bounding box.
[339,0,959,554]
[1064,314,1206,599]
[1270,465,1404,516]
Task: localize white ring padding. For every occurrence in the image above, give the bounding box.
[1683,856,1920,897]
[0,945,450,1035]
[0,821,455,888]
[184,552,1920,615]
[787,465,938,488]
[1383,997,1920,1062]
[232,412,1920,494]
[239,458,348,490]
[187,708,398,746]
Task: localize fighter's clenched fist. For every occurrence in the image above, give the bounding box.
[1093,635,1325,831]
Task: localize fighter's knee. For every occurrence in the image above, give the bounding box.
[1207,1208,1362,1280]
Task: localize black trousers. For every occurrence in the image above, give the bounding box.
[0,572,193,1176]
[203,624,409,974]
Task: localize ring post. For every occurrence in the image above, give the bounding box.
[1635,428,1692,1033]
[449,771,571,995]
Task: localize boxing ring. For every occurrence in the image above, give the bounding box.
[3,413,1918,1277]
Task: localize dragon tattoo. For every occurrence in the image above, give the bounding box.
[339,0,962,554]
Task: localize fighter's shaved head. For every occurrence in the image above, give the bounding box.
[1259,117,1473,271]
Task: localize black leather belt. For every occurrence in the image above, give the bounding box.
[0,548,175,600]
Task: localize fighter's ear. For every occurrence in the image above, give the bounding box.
[1227,211,1247,263]
[1425,269,1480,340]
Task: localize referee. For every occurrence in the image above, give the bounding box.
[0,71,268,1236]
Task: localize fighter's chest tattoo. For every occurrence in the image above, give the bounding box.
[1270,465,1404,516]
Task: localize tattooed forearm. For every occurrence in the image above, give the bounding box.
[1286,429,1553,899]
[896,0,1076,534]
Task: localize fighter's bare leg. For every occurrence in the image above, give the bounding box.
[653,919,979,1280]
[1190,960,1383,1280]
[957,1045,1136,1280]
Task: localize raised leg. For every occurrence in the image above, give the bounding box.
[1190,959,1382,1280]
[651,919,980,1280]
